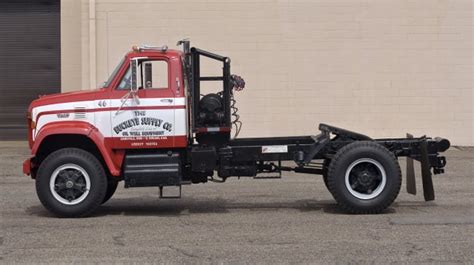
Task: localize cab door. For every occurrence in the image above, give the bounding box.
[109,57,176,149]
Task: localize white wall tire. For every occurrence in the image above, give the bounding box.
[36,148,107,218]
[327,141,401,214]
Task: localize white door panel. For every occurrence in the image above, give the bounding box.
[110,97,175,140]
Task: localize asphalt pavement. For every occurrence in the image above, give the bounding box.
[0,141,473,264]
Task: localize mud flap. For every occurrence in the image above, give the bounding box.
[406,134,435,201]
[420,139,435,201]
[406,133,417,195]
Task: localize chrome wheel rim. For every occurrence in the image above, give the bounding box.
[49,164,91,205]
[345,158,386,200]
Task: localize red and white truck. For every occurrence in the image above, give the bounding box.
[23,40,450,217]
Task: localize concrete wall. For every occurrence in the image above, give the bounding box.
[61,0,473,146]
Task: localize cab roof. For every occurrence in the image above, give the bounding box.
[126,45,183,59]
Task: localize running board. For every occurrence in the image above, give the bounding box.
[124,152,181,188]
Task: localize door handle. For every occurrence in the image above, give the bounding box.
[160,99,173,103]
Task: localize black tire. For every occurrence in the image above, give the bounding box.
[327,141,401,214]
[102,178,118,204]
[36,148,107,217]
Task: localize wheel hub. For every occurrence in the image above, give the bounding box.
[49,164,91,205]
[65,180,74,189]
[345,158,387,200]
[358,170,377,187]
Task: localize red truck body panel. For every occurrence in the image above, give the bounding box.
[24,48,187,177]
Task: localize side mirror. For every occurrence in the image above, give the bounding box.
[130,59,139,92]
[144,62,152,88]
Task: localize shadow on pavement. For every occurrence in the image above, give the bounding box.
[25,197,401,218]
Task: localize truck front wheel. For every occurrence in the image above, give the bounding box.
[36,148,107,217]
[327,141,401,214]
[102,178,118,204]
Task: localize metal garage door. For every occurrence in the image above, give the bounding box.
[0,0,60,140]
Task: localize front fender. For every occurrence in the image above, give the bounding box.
[32,121,122,176]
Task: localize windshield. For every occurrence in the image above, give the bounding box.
[102,56,126,88]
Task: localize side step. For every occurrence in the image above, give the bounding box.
[124,152,181,188]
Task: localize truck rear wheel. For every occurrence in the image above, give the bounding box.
[327,141,401,214]
[36,148,107,217]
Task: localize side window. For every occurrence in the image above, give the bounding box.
[143,60,168,89]
[117,67,131,90]
[116,59,168,90]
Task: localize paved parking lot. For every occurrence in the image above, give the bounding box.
[0,141,473,263]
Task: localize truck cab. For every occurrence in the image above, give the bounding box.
[99,47,188,149]
[25,46,188,175]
